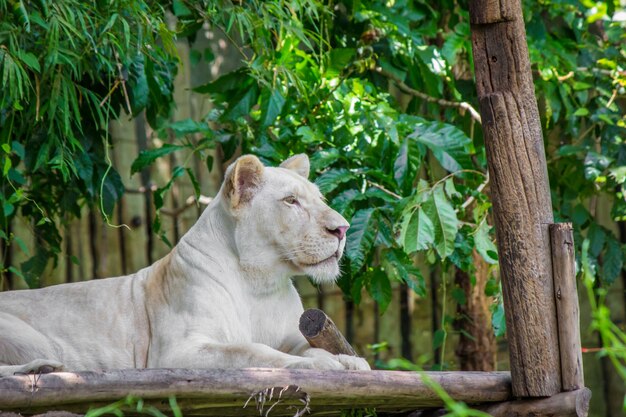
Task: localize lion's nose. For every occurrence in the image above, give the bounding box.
[327,225,348,240]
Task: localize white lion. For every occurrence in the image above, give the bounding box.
[0,154,370,376]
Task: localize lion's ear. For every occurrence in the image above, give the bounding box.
[223,155,265,208]
[279,154,310,179]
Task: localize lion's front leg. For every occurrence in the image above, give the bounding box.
[153,341,346,370]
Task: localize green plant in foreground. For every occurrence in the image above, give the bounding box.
[85,395,182,417]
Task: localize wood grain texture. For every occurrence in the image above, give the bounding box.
[468,0,516,24]
[468,0,561,397]
[550,223,585,391]
[0,369,512,416]
[299,308,357,356]
[477,387,591,417]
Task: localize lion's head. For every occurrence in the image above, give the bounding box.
[221,154,349,283]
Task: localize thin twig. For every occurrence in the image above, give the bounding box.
[125,185,158,194]
[114,51,133,116]
[366,180,402,200]
[606,89,617,108]
[459,172,490,212]
[160,195,213,218]
[373,66,482,124]
[99,79,121,107]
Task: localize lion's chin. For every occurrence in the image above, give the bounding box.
[298,256,341,284]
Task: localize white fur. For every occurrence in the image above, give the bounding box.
[0,154,370,376]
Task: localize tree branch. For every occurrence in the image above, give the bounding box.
[373,67,482,124]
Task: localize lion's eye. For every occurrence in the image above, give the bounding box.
[283,195,298,205]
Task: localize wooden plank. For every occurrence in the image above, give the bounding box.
[467,0,561,397]
[550,223,584,391]
[477,387,591,417]
[0,369,512,416]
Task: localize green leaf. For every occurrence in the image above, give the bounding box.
[205,155,214,172]
[172,0,192,17]
[165,119,210,137]
[492,302,506,338]
[383,249,425,296]
[13,236,30,256]
[325,48,355,77]
[154,166,185,210]
[346,208,378,272]
[367,268,392,314]
[223,86,259,121]
[603,236,623,285]
[474,220,498,264]
[394,139,409,188]
[186,168,201,200]
[422,186,459,259]
[131,144,184,175]
[433,328,446,349]
[330,189,359,217]
[193,68,251,94]
[8,266,24,279]
[260,89,285,128]
[297,126,324,144]
[3,157,12,176]
[587,223,606,258]
[310,148,340,172]
[11,141,25,160]
[16,51,40,72]
[409,122,472,172]
[401,206,434,254]
[451,287,466,305]
[101,169,125,216]
[315,168,354,194]
[3,202,14,217]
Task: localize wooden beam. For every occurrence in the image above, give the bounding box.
[550,223,584,391]
[477,387,591,417]
[467,0,561,397]
[299,308,356,356]
[0,369,512,416]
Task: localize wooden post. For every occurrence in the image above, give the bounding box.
[299,308,357,356]
[550,223,584,391]
[468,0,561,397]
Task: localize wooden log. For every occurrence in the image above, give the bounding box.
[0,369,512,416]
[477,387,591,417]
[299,308,356,356]
[467,0,561,397]
[550,223,584,391]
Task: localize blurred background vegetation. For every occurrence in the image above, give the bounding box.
[0,0,625,415]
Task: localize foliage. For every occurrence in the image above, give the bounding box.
[0,0,179,285]
[142,0,626,375]
[161,1,494,341]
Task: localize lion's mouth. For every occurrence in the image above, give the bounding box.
[299,252,339,268]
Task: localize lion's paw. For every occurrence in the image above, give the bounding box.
[286,356,345,370]
[336,354,370,370]
[20,359,65,374]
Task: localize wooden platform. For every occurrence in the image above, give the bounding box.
[0,369,512,416]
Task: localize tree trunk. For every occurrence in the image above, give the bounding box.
[468,0,561,397]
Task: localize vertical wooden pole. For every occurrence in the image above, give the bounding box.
[399,282,413,361]
[468,0,561,397]
[550,223,584,391]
